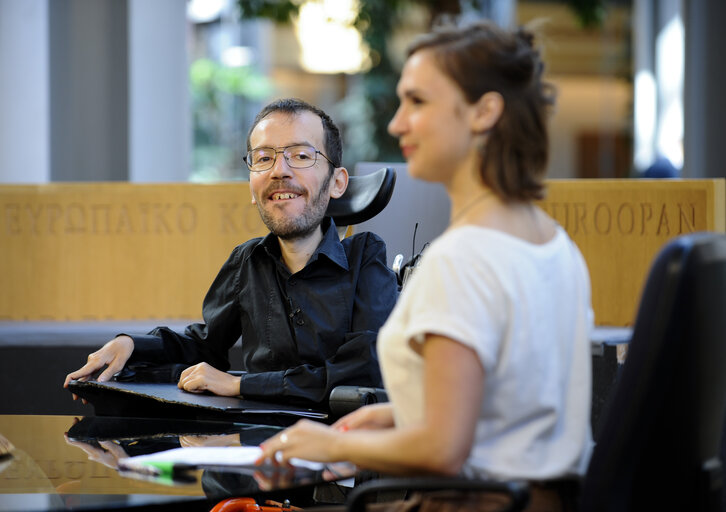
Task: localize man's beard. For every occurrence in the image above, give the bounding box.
[256,172,333,241]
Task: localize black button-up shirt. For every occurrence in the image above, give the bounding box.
[129,218,398,405]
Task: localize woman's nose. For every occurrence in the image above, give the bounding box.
[388,107,405,137]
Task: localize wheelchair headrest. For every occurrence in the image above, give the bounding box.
[326,167,396,226]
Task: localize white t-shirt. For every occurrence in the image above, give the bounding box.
[378,225,594,480]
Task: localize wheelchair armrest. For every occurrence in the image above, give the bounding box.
[346,477,530,512]
[328,386,388,418]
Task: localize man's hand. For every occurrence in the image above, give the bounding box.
[63,336,135,398]
[64,434,129,470]
[178,362,242,397]
[178,433,241,448]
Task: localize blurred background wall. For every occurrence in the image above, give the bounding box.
[0,0,723,183]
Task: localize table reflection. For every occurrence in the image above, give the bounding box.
[0,414,355,511]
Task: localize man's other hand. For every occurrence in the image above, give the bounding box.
[178,362,242,397]
[63,336,135,399]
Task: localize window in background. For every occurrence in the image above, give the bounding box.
[518,1,634,180]
[187,0,273,182]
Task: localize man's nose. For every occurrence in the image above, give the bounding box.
[269,152,294,178]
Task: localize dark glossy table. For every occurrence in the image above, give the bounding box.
[0,415,353,511]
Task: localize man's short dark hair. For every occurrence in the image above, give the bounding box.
[246,98,343,173]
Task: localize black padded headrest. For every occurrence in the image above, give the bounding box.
[326,167,396,226]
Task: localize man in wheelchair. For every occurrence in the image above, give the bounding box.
[64,98,398,410]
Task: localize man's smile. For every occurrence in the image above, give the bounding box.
[270,192,301,201]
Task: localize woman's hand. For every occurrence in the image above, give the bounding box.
[257,420,342,465]
[257,404,396,466]
[332,402,395,432]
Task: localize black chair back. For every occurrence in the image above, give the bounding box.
[581,232,726,512]
[326,167,396,226]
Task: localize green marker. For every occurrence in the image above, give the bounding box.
[145,461,176,477]
[119,461,196,486]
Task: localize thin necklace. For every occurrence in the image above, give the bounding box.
[450,189,493,226]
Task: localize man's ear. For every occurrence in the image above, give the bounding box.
[471,91,504,133]
[329,167,349,199]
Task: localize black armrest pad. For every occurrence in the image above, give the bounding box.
[328,386,388,418]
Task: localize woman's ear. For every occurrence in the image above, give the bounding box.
[471,91,504,133]
[329,167,349,199]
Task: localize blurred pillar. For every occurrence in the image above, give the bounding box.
[632,0,656,173]
[4,0,189,183]
[683,0,726,178]
[632,0,684,175]
[128,0,189,182]
[49,0,129,181]
[0,0,50,183]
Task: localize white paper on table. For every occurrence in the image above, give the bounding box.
[118,445,324,474]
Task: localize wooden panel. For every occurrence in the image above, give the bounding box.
[0,183,266,321]
[539,179,726,326]
[3,180,724,326]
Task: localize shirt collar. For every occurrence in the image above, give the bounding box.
[254,217,350,272]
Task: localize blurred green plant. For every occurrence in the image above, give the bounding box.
[190,58,273,181]
[236,0,607,167]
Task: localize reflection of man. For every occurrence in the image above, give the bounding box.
[65,98,398,406]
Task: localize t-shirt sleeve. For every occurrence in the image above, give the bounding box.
[400,240,506,373]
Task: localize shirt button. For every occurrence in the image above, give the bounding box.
[289,279,297,286]
[296,318,305,326]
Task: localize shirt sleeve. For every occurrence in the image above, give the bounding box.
[401,239,505,373]
[238,233,398,405]
[127,246,244,371]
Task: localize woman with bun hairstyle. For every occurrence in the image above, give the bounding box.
[259,20,593,512]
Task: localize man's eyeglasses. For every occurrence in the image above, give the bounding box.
[244,145,335,172]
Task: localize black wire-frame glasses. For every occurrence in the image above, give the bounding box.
[244,144,335,172]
